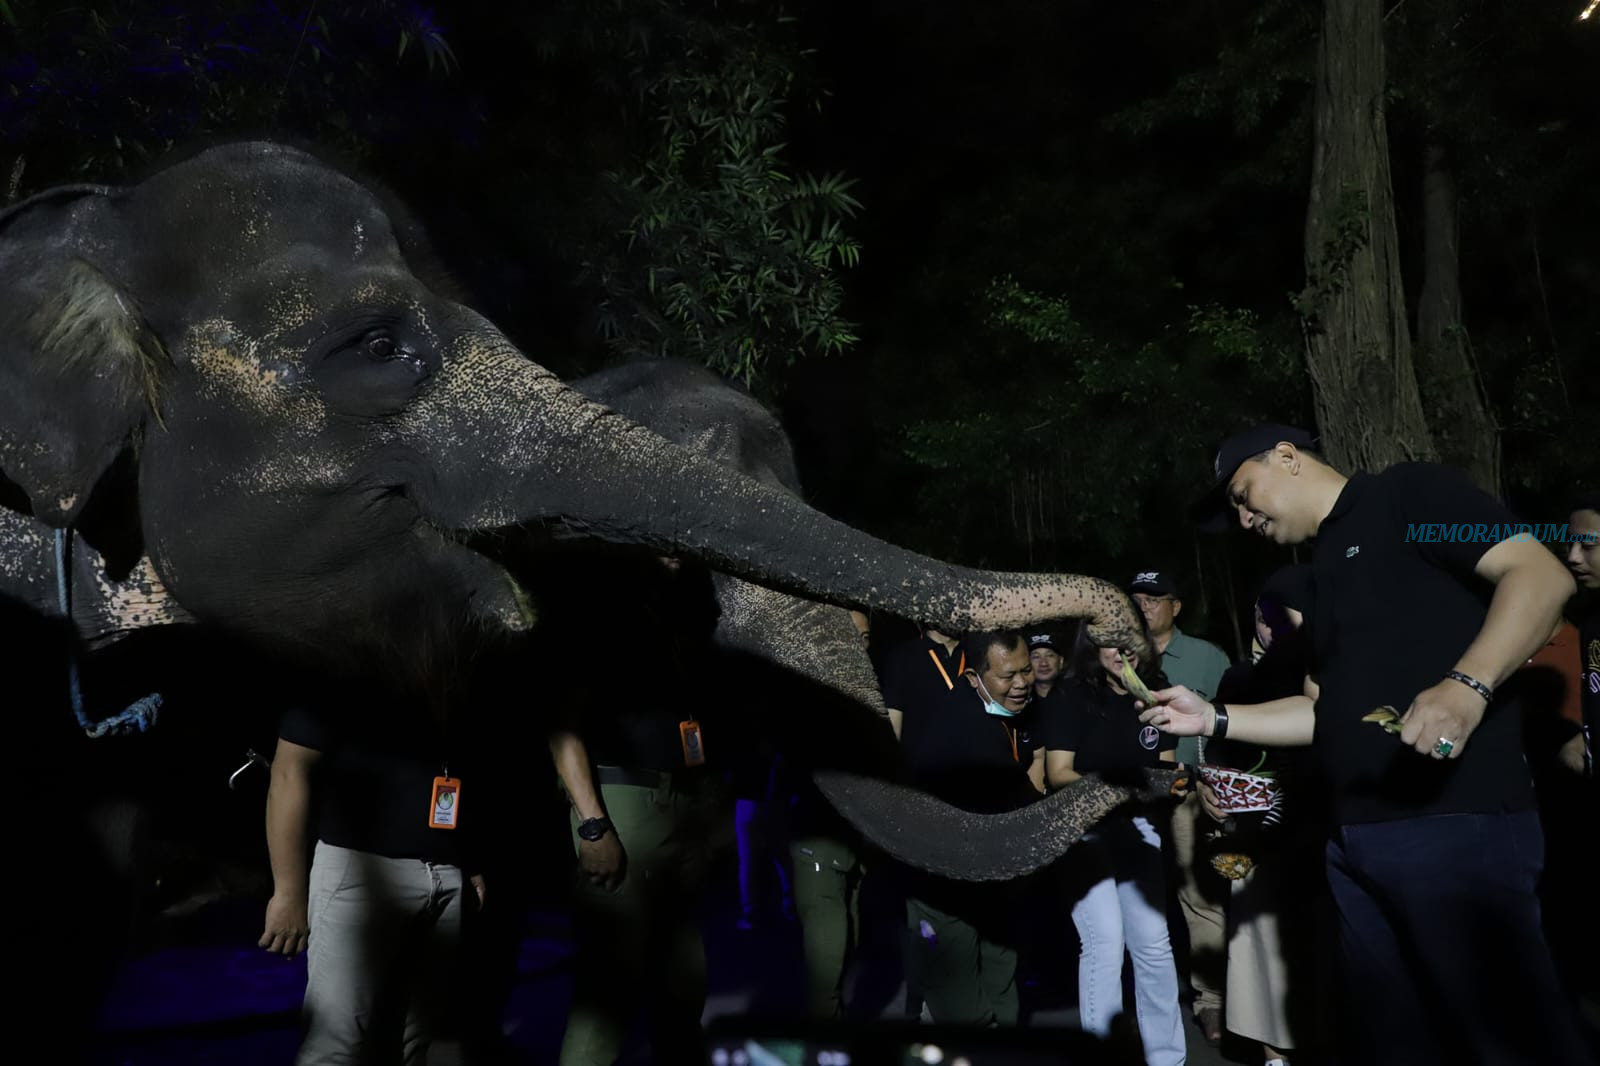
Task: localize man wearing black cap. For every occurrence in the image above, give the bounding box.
[1127,570,1231,764]
[1142,424,1594,1064]
[1027,631,1065,698]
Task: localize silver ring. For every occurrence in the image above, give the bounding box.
[1432,737,1454,758]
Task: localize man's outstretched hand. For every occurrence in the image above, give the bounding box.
[1137,685,1214,737]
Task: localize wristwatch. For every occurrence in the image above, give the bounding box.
[576,816,613,842]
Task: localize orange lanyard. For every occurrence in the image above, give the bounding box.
[928,648,965,690]
[927,646,1015,759]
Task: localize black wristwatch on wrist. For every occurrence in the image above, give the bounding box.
[576,816,613,842]
[1211,702,1230,739]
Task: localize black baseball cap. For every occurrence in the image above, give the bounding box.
[1027,632,1060,654]
[1128,571,1178,598]
[1190,423,1320,532]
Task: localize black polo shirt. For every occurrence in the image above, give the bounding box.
[899,680,1039,814]
[1037,678,1176,774]
[1308,463,1537,825]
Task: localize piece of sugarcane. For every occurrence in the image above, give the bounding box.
[1362,705,1404,735]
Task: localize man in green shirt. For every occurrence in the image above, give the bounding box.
[1129,569,1232,1044]
[1130,571,1232,765]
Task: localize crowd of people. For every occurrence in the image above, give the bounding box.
[255,424,1598,1066]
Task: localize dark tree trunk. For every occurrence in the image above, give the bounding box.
[1415,140,1502,494]
[1297,0,1435,473]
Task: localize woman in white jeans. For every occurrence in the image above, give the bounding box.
[1040,630,1185,1066]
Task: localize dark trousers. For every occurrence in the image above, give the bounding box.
[1325,810,1595,1066]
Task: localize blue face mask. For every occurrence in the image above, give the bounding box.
[974,674,1023,718]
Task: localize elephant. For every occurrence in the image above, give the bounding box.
[0,140,1171,886]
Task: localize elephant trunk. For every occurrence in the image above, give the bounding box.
[709,574,887,718]
[812,766,1187,882]
[410,340,1150,656]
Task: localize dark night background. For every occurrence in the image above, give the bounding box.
[3,3,1599,1063]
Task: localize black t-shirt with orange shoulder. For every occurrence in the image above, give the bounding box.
[892,668,1041,814]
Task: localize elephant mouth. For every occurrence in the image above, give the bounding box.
[430,527,537,633]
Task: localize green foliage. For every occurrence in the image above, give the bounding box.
[894,275,1305,569]
[551,0,862,385]
[1105,0,1315,139]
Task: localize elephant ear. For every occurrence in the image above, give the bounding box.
[0,204,167,528]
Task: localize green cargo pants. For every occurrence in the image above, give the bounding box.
[904,893,1019,1027]
[788,832,863,1019]
[558,773,723,1066]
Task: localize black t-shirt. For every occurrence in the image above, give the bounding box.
[1037,678,1176,775]
[578,699,707,774]
[1308,463,1537,825]
[1580,606,1598,775]
[899,681,1039,814]
[279,698,468,868]
[1209,633,1311,771]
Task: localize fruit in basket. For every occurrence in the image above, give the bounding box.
[1211,852,1255,880]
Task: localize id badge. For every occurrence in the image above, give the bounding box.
[429,776,461,829]
[679,719,706,767]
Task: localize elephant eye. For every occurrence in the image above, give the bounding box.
[366,334,397,359]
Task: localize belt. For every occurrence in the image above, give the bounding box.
[594,764,674,789]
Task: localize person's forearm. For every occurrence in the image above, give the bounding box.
[1454,565,1573,691]
[265,766,312,899]
[1208,696,1317,747]
[549,730,607,821]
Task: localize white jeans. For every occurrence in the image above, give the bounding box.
[1070,815,1185,1066]
[299,842,464,1066]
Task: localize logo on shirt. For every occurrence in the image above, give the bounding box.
[1139,725,1160,750]
[1345,545,1360,558]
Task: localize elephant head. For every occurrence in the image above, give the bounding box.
[0,142,1150,701]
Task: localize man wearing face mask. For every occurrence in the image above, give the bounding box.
[898,630,1044,1027]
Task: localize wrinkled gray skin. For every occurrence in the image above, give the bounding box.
[0,142,1154,878]
[572,361,1181,881]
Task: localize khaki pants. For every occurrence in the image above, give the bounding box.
[299,842,464,1066]
[1170,792,1228,1013]
[558,775,722,1066]
[790,832,863,1019]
